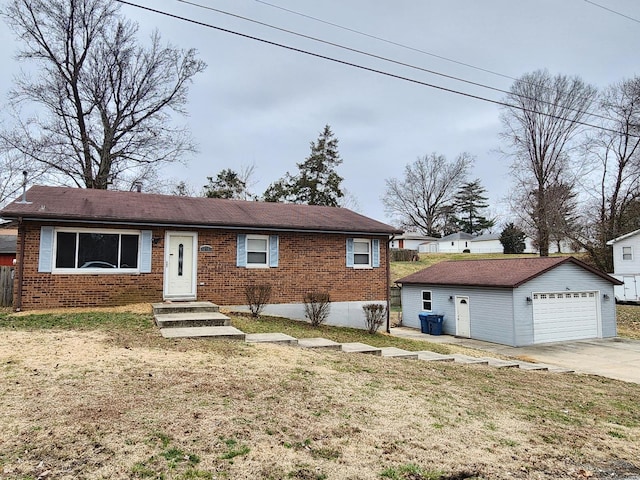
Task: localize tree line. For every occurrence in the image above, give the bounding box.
[1,0,638,271]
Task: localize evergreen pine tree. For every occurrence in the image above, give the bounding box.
[452,179,494,234]
[264,125,344,206]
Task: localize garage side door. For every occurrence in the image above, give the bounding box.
[532,291,599,344]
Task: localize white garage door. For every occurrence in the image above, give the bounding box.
[532,291,599,344]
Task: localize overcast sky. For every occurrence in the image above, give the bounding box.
[1,0,639,227]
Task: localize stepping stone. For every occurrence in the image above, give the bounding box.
[245,333,298,345]
[341,342,382,355]
[381,347,418,359]
[298,337,342,350]
[518,361,549,371]
[451,354,489,365]
[416,350,455,362]
[544,365,575,374]
[160,326,245,340]
[484,358,520,368]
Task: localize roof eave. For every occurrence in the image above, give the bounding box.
[2,214,400,236]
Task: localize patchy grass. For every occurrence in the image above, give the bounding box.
[0,310,639,479]
[617,304,640,339]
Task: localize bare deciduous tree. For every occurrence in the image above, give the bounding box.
[500,69,597,256]
[382,152,472,236]
[577,77,640,271]
[0,0,206,191]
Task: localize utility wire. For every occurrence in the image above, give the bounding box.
[253,0,600,107]
[175,0,615,124]
[253,0,521,84]
[116,0,637,138]
[583,0,640,24]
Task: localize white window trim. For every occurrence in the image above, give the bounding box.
[245,234,270,268]
[352,238,372,269]
[421,290,433,311]
[52,227,142,274]
[622,246,633,261]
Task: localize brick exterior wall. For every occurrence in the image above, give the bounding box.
[15,222,389,310]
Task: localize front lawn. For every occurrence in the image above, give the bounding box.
[0,308,639,479]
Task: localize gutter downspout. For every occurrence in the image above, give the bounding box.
[386,234,395,334]
[15,217,25,311]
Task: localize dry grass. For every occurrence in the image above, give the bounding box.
[616,304,640,339]
[0,311,639,479]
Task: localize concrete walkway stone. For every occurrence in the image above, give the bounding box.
[298,337,342,350]
[415,351,455,362]
[341,342,382,355]
[160,326,245,340]
[245,333,298,345]
[381,347,418,359]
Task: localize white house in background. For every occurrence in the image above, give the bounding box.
[607,228,640,302]
[437,232,474,253]
[470,233,503,253]
[389,232,438,252]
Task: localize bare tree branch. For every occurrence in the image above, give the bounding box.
[0,0,206,191]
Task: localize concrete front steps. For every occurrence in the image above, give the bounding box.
[151,302,573,374]
[152,301,244,340]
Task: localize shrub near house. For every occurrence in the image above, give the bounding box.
[0,186,401,329]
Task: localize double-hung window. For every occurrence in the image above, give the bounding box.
[237,234,279,268]
[353,239,371,266]
[346,238,380,269]
[623,246,633,261]
[247,235,269,267]
[422,290,432,311]
[53,229,140,272]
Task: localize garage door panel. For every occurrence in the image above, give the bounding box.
[532,291,599,344]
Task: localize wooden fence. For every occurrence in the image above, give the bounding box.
[0,267,14,307]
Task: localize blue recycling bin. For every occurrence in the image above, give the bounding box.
[428,315,444,335]
[418,313,432,334]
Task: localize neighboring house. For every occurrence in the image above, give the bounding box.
[436,232,474,253]
[0,230,17,266]
[397,257,620,346]
[0,186,401,329]
[389,233,438,253]
[470,232,502,253]
[607,228,640,302]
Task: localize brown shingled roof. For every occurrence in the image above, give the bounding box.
[0,185,401,235]
[397,256,621,288]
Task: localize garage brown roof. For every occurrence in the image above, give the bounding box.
[397,256,621,287]
[0,185,402,235]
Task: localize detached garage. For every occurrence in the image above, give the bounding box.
[397,257,621,347]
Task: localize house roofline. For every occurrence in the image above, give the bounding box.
[606,228,640,245]
[3,216,397,237]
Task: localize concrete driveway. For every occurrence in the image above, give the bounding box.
[390,327,640,384]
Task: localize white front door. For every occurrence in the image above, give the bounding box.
[164,232,197,300]
[455,296,471,338]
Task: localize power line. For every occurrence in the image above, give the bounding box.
[252,0,610,117]
[175,0,614,124]
[253,0,522,85]
[583,0,640,24]
[115,0,637,138]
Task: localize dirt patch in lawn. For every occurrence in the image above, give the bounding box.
[1,330,639,479]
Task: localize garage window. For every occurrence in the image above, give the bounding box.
[421,290,432,311]
[623,246,633,260]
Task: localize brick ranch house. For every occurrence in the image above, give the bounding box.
[0,186,401,330]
